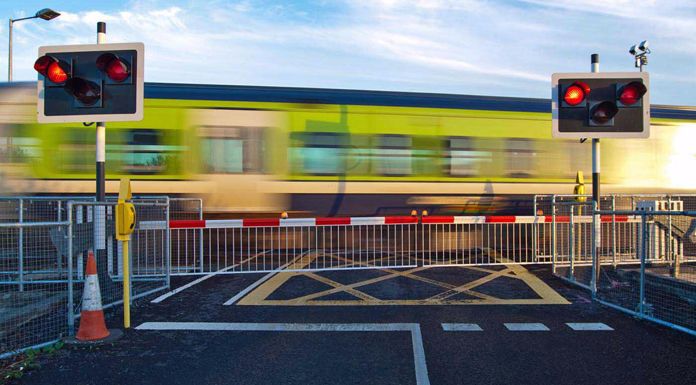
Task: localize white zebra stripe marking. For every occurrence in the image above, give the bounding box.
[441,323,483,331]
[504,323,550,331]
[566,323,614,331]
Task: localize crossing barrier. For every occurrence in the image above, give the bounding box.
[161,214,644,275]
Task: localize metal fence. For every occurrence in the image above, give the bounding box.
[1,197,170,358]
[537,194,696,336]
[593,211,696,336]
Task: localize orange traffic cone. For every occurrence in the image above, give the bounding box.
[76,250,111,341]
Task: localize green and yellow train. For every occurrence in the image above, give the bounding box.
[1,82,695,216]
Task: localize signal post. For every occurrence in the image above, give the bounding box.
[552,55,650,295]
[33,23,144,334]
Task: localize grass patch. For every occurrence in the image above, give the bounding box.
[1,341,64,383]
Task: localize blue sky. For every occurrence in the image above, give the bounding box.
[2,0,695,105]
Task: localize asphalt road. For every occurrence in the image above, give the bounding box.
[15,265,696,385]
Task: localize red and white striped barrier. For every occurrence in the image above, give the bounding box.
[140,215,639,230]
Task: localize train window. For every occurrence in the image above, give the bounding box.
[448,137,492,177]
[199,125,264,174]
[0,135,39,163]
[120,129,170,175]
[373,135,411,176]
[506,138,535,178]
[56,128,93,173]
[290,132,347,175]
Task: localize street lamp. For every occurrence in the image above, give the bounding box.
[8,8,61,81]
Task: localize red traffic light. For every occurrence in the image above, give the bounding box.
[34,55,70,84]
[563,81,590,106]
[64,78,101,106]
[618,81,647,106]
[96,53,130,82]
[590,101,618,125]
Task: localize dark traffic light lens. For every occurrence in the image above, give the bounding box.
[47,62,69,84]
[64,78,101,106]
[590,101,618,124]
[33,56,53,76]
[106,59,129,82]
[96,53,130,82]
[34,55,70,84]
[619,81,647,106]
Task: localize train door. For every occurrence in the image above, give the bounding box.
[189,109,287,215]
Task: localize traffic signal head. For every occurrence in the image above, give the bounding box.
[552,72,649,138]
[617,81,647,106]
[96,53,131,83]
[64,78,101,106]
[35,42,144,123]
[562,81,590,107]
[589,101,619,126]
[33,55,70,84]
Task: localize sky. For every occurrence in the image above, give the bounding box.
[1,0,695,105]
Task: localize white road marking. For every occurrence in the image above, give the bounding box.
[151,252,271,303]
[504,323,550,331]
[566,322,614,331]
[136,322,430,385]
[441,323,483,332]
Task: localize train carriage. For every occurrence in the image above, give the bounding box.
[1,82,695,216]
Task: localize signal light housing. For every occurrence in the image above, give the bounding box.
[96,53,131,83]
[64,78,101,106]
[562,81,590,107]
[34,55,70,84]
[589,101,619,126]
[617,81,647,107]
[36,42,144,123]
[552,72,649,138]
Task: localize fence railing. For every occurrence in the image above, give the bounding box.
[3,193,695,357]
[1,197,170,358]
[537,193,696,336]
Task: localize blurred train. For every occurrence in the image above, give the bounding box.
[1,81,695,216]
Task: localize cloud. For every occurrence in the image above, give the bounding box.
[2,0,695,104]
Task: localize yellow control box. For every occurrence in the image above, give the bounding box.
[116,179,136,241]
[574,171,587,202]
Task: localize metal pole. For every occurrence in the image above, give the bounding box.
[95,22,107,259]
[639,213,647,315]
[569,205,575,281]
[8,19,12,81]
[591,53,600,296]
[96,21,106,202]
[198,199,203,273]
[123,239,130,328]
[165,200,171,289]
[67,202,75,336]
[532,195,537,262]
[18,199,24,291]
[612,195,617,267]
[551,195,557,274]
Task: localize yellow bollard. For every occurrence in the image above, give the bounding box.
[116,179,136,329]
[574,171,585,260]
